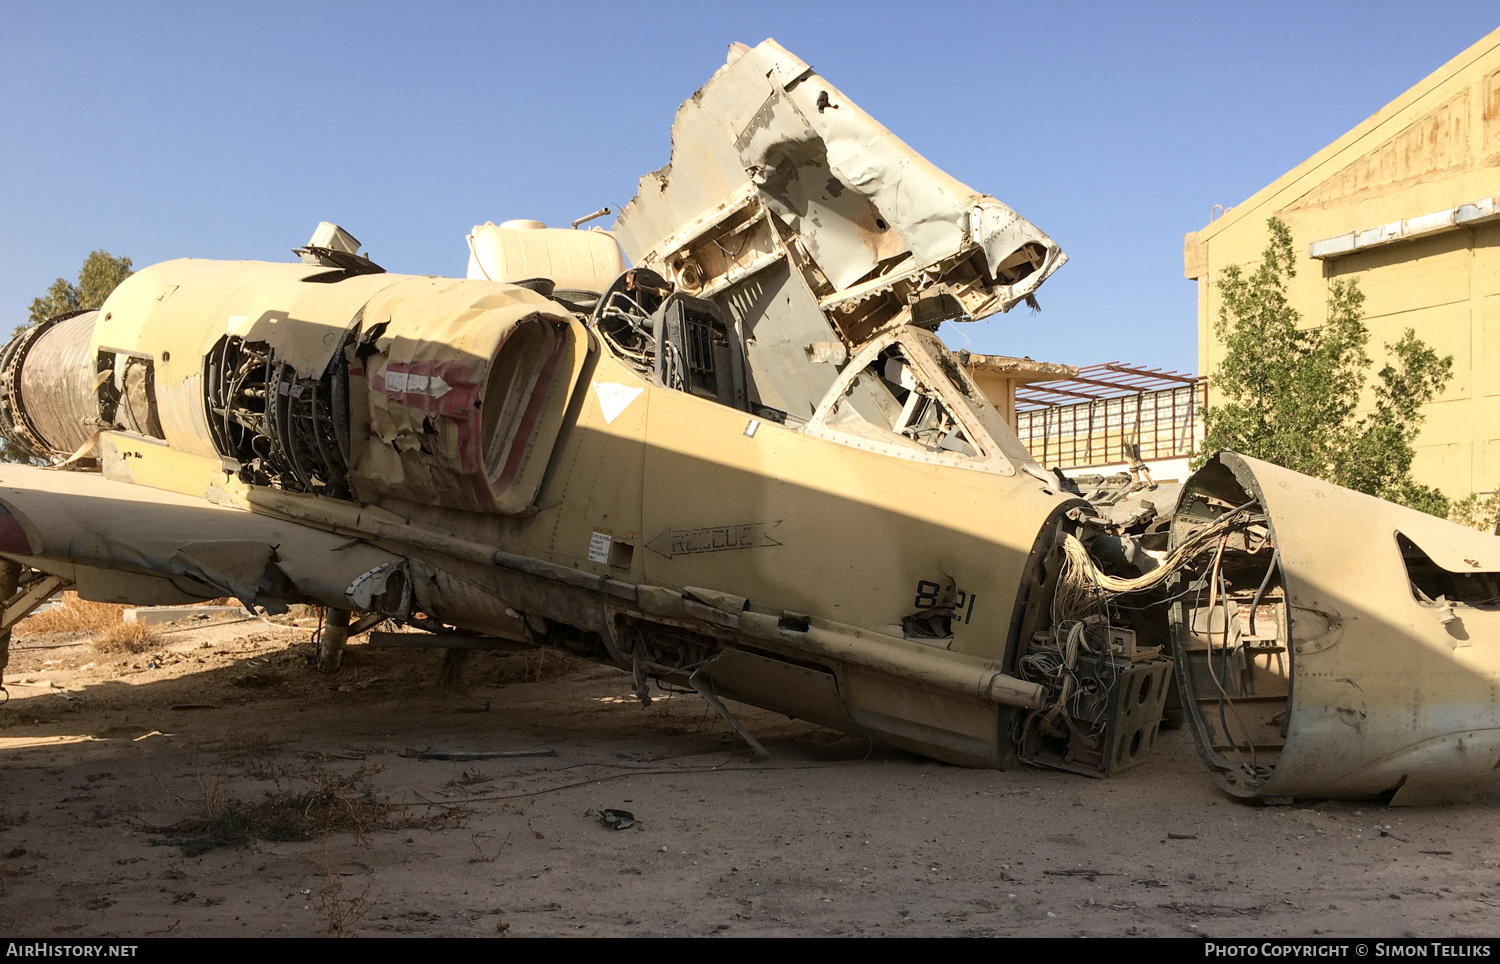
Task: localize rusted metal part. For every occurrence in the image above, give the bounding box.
[0,322,53,461]
[0,558,20,673]
[0,566,68,678]
[1309,192,1500,260]
[317,607,351,674]
[407,559,535,642]
[345,612,386,638]
[964,354,1078,382]
[1,573,68,634]
[98,260,405,462]
[803,326,1035,474]
[689,665,772,759]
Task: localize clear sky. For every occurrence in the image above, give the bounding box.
[2,2,1497,375]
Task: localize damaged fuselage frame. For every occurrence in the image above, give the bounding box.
[2,40,1499,805]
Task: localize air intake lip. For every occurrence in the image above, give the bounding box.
[0,505,36,555]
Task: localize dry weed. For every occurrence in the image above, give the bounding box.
[18,592,122,636]
[16,592,160,654]
[444,768,494,789]
[437,647,469,691]
[193,757,232,823]
[488,648,581,685]
[93,621,161,655]
[218,734,286,781]
[315,853,376,937]
[468,830,511,863]
[154,763,398,856]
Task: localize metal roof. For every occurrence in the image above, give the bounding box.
[1013,362,1202,411]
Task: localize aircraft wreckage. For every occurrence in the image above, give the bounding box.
[2,39,1499,806]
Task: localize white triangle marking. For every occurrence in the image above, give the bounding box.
[593,382,644,424]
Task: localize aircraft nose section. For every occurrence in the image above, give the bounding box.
[1171,451,1500,804]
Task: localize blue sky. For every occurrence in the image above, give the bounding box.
[2,2,1496,374]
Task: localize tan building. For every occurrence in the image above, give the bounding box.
[962,352,1077,428]
[1185,27,1500,498]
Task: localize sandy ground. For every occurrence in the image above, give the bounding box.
[3,616,1500,939]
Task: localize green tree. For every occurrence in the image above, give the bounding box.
[1449,488,1500,532]
[27,250,133,326]
[1198,217,1452,516]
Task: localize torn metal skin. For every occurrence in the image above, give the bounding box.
[613,40,1065,392]
[1169,453,1500,805]
[0,39,1489,805]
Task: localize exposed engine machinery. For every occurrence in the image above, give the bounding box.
[0,253,581,517]
[0,233,1176,781]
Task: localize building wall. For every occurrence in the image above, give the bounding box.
[1186,28,1500,497]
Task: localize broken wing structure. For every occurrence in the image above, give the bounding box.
[1,40,1498,805]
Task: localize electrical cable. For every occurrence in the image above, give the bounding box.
[1247,548,1280,638]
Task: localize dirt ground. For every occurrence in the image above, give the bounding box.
[3,613,1500,939]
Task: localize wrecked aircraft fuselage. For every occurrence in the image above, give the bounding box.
[1168,453,1500,805]
[0,40,1495,805]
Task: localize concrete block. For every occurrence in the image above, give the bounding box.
[121,605,251,627]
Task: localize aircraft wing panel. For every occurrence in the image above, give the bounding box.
[0,463,401,613]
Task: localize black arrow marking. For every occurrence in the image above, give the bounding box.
[645,521,783,559]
